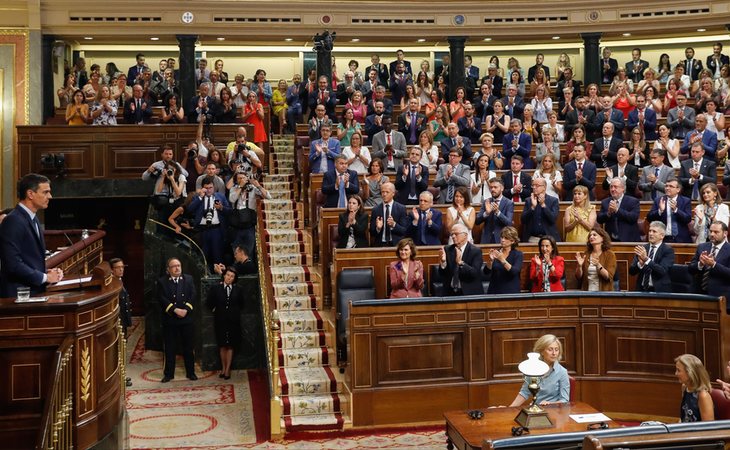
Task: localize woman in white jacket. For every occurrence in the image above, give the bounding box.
[693,183,730,243]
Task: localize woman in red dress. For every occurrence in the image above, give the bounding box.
[242,91,268,149]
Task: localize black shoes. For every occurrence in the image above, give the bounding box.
[187,374,198,381]
[161,376,173,383]
[223,375,231,380]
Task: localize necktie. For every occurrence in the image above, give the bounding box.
[451,247,462,291]
[226,285,231,298]
[409,164,416,197]
[687,60,692,78]
[320,90,325,103]
[419,211,427,244]
[642,246,656,290]
[513,174,520,203]
[32,216,41,240]
[668,198,678,237]
[338,174,347,208]
[702,246,719,292]
[386,134,391,145]
[692,163,700,200]
[578,162,583,171]
[384,204,392,243]
[410,113,418,142]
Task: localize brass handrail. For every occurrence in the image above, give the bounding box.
[147,218,209,270]
[36,335,74,450]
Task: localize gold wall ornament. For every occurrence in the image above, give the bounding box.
[80,341,91,406]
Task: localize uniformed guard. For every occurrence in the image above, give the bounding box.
[158,257,197,382]
[110,258,133,387]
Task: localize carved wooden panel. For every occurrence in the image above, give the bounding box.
[489,327,575,378]
[375,331,464,384]
[604,326,693,377]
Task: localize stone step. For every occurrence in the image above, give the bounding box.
[278,346,331,368]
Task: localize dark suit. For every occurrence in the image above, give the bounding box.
[188,194,231,266]
[365,63,389,86]
[502,171,533,203]
[337,212,369,249]
[119,282,132,333]
[591,136,623,168]
[481,75,503,97]
[630,243,675,292]
[706,54,730,77]
[322,169,360,208]
[647,195,693,243]
[158,273,196,379]
[528,65,550,83]
[369,201,408,247]
[186,95,213,124]
[308,89,337,120]
[440,136,473,164]
[556,79,582,100]
[366,97,394,116]
[593,108,626,139]
[398,111,427,145]
[0,205,47,297]
[439,242,485,296]
[565,109,597,139]
[364,114,384,140]
[475,197,514,244]
[563,159,597,201]
[457,116,483,144]
[679,58,704,82]
[502,133,532,169]
[389,59,413,77]
[500,96,525,120]
[688,241,730,301]
[626,59,650,84]
[388,73,412,105]
[627,108,658,140]
[407,208,443,246]
[597,195,642,242]
[601,58,619,83]
[124,97,153,124]
[485,249,523,295]
[466,65,480,80]
[679,158,717,199]
[206,283,244,348]
[601,164,639,195]
[394,163,429,205]
[680,130,719,160]
[127,65,145,86]
[521,195,560,241]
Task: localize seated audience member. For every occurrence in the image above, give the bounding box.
[416,130,439,171]
[627,95,658,140]
[457,103,482,144]
[309,75,337,120]
[639,149,673,201]
[438,223,485,296]
[441,122,473,164]
[322,155,360,208]
[521,177,560,242]
[485,226,523,295]
[647,177,692,243]
[364,100,386,141]
[388,238,424,299]
[308,104,334,141]
[341,131,371,175]
[337,194,369,249]
[694,183,730,243]
[533,153,563,199]
[336,107,361,147]
[654,124,681,169]
[473,132,504,170]
[630,221,675,292]
[398,98,427,145]
[485,100,511,145]
[575,228,617,292]
[502,155,532,203]
[563,144,597,201]
[195,163,226,195]
[394,148,429,206]
[188,177,231,268]
[602,147,639,195]
[369,182,407,247]
[679,142,717,200]
[627,126,651,168]
[362,159,390,208]
[434,148,471,204]
[471,154,497,205]
[564,185,596,243]
[666,91,696,140]
[407,191,443,246]
[598,178,641,242]
[309,125,341,174]
[366,86,394,116]
[123,84,153,124]
[565,96,596,139]
[445,187,475,244]
[674,354,714,422]
[476,178,514,244]
[593,96,626,140]
[529,235,565,293]
[681,115,718,161]
[509,334,570,407]
[371,117,407,171]
[591,122,622,168]
[186,83,213,124]
[535,130,561,170]
[501,84,524,120]
[502,119,532,169]
[689,220,730,299]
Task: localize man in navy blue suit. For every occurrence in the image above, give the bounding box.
[627,95,658,140]
[630,221,675,292]
[394,148,429,205]
[438,223,484,296]
[502,119,532,169]
[126,52,146,87]
[308,75,337,120]
[369,182,408,247]
[406,191,443,246]
[388,50,413,77]
[186,83,213,124]
[475,178,514,244]
[521,178,560,242]
[124,84,154,124]
[680,115,719,161]
[679,143,717,200]
[591,122,623,168]
[597,178,642,242]
[0,174,64,297]
[309,125,341,174]
[563,144,597,201]
[465,55,480,81]
[647,177,693,243]
[688,221,730,304]
[188,177,231,268]
[322,155,360,208]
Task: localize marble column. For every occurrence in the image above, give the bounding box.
[176,35,197,106]
[42,35,56,124]
[581,32,602,87]
[447,36,467,102]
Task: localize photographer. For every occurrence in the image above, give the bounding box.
[225,127,263,169]
[227,170,271,256]
[142,146,189,191]
[153,163,186,220]
[187,177,231,269]
[195,162,226,195]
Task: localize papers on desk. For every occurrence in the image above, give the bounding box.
[54,276,93,287]
[14,297,48,303]
[570,412,611,423]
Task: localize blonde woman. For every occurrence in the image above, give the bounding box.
[675,354,714,422]
[555,53,571,82]
[509,334,570,407]
[693,183,730,243]
[563,185,596,243]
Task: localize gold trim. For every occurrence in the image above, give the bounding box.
[80,340,91,405]
[103,332,120,382]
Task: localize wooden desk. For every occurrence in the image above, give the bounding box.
[445,402,612,450]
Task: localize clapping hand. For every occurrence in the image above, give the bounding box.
[575,252,585,266]
[439,246,447,264]
[411,207,420,221]
[386,214,396,228]
[376,216,384,231]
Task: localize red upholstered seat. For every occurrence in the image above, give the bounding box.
[711,388,730,420]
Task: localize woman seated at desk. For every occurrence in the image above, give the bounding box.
[675,354,714,422]
[510,334,570,407]
[388,238,424,298]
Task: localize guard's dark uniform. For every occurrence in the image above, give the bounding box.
[206,283,244,349]
[119,283,132,336]
[158,274,196,379]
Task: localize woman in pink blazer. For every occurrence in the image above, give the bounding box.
[388,238,424,298]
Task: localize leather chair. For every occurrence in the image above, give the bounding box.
[711,388,730,420]
[569,375,576,402]
[429,263,491,296]
[336,268,376,365]
[669,264,695,293]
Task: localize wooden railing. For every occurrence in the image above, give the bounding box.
[36,336,74,450]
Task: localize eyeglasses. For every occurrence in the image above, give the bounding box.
[450,232,467,236]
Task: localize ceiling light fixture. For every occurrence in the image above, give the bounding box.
[216,37,225,41]
[622,33,631,37]
[150,37,160,41]
[552,36,560,40]
[284,38,293,42]
[697,28,706,32]
[417,38,426,42]
[351,38,360,42]
[83,37,93,40]
[483,38,492,42]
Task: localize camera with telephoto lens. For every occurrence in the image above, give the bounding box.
[204,208,214,226]
[187,147,198,159]
[165,167,174,177]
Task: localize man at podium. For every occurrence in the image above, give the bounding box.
[0,173,63,297]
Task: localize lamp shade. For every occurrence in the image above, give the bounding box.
[518,352,549,377]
